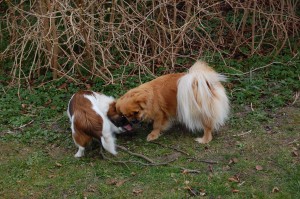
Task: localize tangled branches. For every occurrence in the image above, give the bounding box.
[1,0,299,85]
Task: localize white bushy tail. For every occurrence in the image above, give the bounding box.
[177,61,229,132]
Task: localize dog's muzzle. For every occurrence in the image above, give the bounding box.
[130,119,142,127]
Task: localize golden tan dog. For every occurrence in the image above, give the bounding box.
[116,61,229,144]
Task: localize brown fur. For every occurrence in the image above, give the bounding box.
[116,61,229,143]
[68,91,104,147]
[116,73,185,141]
[68,90,132,157]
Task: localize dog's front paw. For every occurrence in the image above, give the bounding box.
[147,132,160,141]
[74,152,84,158]
[195,137,211,144]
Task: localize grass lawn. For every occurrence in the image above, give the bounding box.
[0,56,299,198]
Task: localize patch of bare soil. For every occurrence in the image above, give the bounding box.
[0,142,33,163]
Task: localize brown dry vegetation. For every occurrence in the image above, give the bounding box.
[1,0,299,85]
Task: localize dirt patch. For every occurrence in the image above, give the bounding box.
[0,141,33,163]
[274,106,300,128]
[45,144,71,160]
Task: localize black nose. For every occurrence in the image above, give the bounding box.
[130,119,140,124]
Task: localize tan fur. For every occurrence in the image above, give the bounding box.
[116,73,185,141]
[116,61,229,143]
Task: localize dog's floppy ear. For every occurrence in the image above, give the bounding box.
[134,93,147,110]
[107,101,117,116]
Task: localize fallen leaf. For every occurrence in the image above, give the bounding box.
[200,191,206,196]
[255,165,263,171]
[272,187,279,193]
[87,184,97,192]
[48,174,56,178]
[228,177,239,183]
[131,172,136,176]
[232,189,239,193]
[133,188,143,195]
[58,83,68,90]
[223,165,231,171]
[55,162,62,167]
[116,179,128,187]
[106,178,118,185]
[229,158,238,164]
[292,151,298,157]
[182,169,189,174]
[232,158,239,163]
[184,180,190,185]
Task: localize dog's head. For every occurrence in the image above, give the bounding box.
[116,90,147,123]
[107,101,133,131]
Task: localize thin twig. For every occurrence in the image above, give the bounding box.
[181,168,201,174]
[187,157,219,165]
[233,130,252,137]
[101,153,176,166]
[286,138,300,146]
[14,120,34,130]
[116,145,155,164]
[99,145,179,166]
[151,141,190,156]
[151,142,218,164]
[291,91,299,105]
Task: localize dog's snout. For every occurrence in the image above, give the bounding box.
[130,119,140,124]
[129,119,142,127]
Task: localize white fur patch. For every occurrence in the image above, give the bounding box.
[177,61,229,132]
[67,91,120,156]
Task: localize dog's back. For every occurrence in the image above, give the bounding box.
[68,91,105,157]
[67,91,121,157]
[68,91,104,140]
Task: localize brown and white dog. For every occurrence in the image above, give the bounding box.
[116,61,229,144]
[67,90,132,157]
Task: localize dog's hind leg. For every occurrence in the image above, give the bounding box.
[74,146,85,158]
[72,132,92,158]
[195,126,213,144]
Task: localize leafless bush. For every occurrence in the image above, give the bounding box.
[1,0,299,85]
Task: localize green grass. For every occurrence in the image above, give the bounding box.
[0,54,300,198]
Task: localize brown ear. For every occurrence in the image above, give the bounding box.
[135,93,147,110]
[107,101,117,117]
